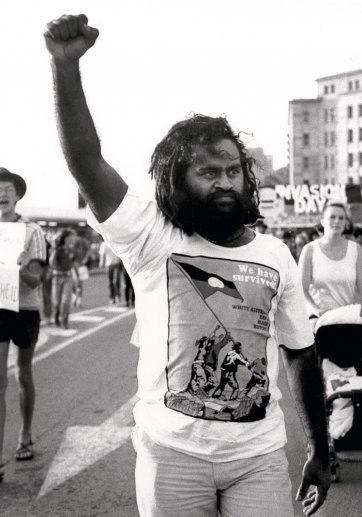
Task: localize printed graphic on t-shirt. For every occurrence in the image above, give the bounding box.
[165,253,280,422]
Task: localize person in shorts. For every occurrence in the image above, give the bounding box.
[0,168,46,481]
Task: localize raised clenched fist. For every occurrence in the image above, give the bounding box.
[44,14,99,62]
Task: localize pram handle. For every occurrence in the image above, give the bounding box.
[327,390,362,404]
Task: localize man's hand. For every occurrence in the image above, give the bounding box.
[296,454,331,516]
[44,14,99,63]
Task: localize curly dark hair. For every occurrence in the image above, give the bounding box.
[148,114,261,234]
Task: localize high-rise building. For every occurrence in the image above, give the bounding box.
[288,69,362,186]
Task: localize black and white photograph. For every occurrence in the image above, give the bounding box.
[1,1,362,516]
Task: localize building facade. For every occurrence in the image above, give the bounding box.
[289,69,362,186]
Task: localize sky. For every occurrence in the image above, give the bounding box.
[2,0,362,210]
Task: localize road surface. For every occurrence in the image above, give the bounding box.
[1,272,361,516]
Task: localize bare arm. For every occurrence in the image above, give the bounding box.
[17,253,43,289]
[298,243,316,314]
[44,14,127,222]
[280,345,330,516]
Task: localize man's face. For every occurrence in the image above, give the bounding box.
[0,181,19,217]
[178,139,253,239]
[184,139,244,210]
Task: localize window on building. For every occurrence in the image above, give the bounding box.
[324,132,328,146]
[359,153,362,166]
[359,105,362,117]
[348,106,353,118]
[303,157,309,169]
[324,85,329,94]
[359,128,362,141]
[303,133,310,147]
[331,155,335,169]
[330,108,335,122]
[348,153,354,167]
[324,109,328,123]
[348,129,354,142]
[348,81,353,91]
[331,131,335,146]
[303,111,309,123]
[324,155,328,170]
[356,80,360,90]
[331,84,335,93]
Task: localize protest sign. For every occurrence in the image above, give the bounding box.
[0,263,19,311]
[0,222,26,264]
[0,222,26,311]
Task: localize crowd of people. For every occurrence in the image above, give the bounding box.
[39,229,135,329]
[255,216,362,264]
[0,165,134,485]
[38,227,92,328]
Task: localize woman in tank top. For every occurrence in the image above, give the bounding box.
[298,202,362,329]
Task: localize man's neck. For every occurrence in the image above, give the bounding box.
[0,211,18,222]
[202,226,255,248]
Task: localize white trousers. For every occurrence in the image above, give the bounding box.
[132,427,294,517]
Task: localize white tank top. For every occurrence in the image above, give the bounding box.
[309,239,358,316]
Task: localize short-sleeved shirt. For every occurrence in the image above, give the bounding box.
[99,241,122,267]
[18,215,47,310]
[87,188,313,462]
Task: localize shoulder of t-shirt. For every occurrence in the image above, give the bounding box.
[17,215,46,255]
[89,185,161,228]
[120,186,179,238]
[256,232,290,252]
[17,214,43,232]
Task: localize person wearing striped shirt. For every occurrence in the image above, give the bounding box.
[0,168,46,481]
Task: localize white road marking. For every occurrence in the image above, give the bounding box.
[70,314,105,323]
[73,304,126,316]
[44,328,78,337]
[38,394,138,498]
[103,306,129,313]
[8,309,135,375]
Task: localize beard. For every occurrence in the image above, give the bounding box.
[174,186,256,240]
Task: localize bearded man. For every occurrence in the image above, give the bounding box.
[44,14,330,517]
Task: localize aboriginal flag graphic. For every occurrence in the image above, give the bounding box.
[172,259,244,302]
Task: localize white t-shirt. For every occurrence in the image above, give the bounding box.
[304,239,358,317]
[87,188,313,462]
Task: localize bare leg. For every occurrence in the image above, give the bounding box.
[0,341,10,466]
[16,340,37,447]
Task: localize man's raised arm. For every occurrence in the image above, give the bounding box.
[44,14,128,222]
